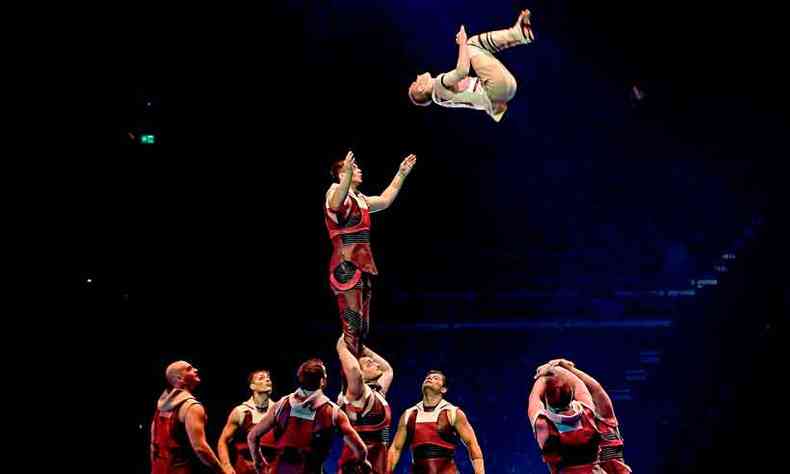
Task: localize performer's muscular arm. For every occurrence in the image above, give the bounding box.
[552,359,617,422]
[527,376,547,424]
[247,406,276,473]
[528,377,552,449]
[454,409,485,474]
[328,151,355,210]
[337,409,370,463]
[217,408,241,472]
[386,411,409,474]
[337,334,364,401]
[365,154,417,213]
[441,25,471,89]
[361,344,394,396]
[183,404,231,474]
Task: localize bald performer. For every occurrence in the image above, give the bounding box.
[150,360,233,474]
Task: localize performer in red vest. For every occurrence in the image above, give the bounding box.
[325,150,416,358]
[247,358,372,474]
[534,360,631,474]
[387,370,485,474]
[218,369,279,474]
[336,336,394,473]
[528,367,604,474]
[150,360,233,474]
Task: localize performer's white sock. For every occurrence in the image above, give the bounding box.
[468,16,532,56]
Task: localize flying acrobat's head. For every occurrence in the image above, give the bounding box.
[408,72,434,107]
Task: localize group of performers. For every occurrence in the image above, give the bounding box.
[150,358,629,474]
[149,9,632,474]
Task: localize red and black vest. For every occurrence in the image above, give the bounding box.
[339,384,392,473]
[325,188,378,291]
[268,390,340,473]
[406,400,460,463]
[151,397,203,474]
[533,401,601,474]
[341,384,391,443]
[595,417,630,474]
[231,400,277,473]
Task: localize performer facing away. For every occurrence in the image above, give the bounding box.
[534,360,631,474]
[246,358,372,474]
[528,365,604,474]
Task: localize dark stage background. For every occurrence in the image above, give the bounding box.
[73,1,785,472]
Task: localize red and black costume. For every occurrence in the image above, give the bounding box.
[338,383,392,473]
[531,401,603,474]
[230,399,277,474]
[325,187,378,357]
[594,416,630,474]
[151,389,204,474]
[404,400,461,474]
[261,389,341,474]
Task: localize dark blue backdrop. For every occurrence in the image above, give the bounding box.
[73,1,784,472]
